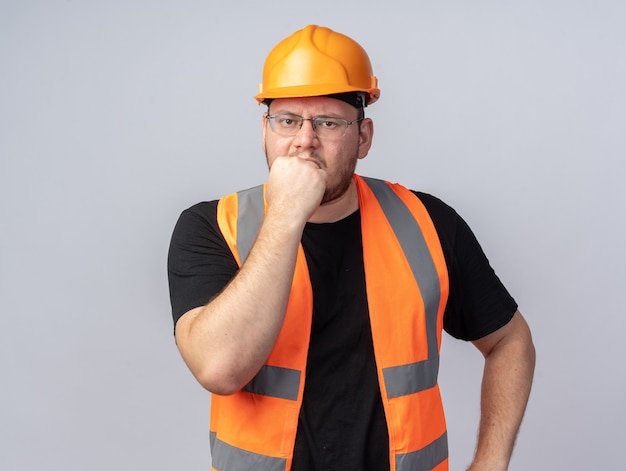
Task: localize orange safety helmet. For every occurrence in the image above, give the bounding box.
[255,25,380,106]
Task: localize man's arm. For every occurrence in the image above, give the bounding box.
[467,310,536,471]
[174,156,326,395]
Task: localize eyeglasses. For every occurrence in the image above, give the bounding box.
[266,113,363,139]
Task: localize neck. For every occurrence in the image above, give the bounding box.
[308,180,359,223]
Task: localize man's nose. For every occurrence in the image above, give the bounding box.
[293,119,319,145]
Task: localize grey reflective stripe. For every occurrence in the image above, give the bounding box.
[396,431,448,471]
[210,432,287,471]
[382,356,439,398]
[242,364,300,400]
[362,177,441,398]
[236,185,265,264]
[210,431,216,452]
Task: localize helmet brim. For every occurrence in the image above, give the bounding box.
[255,83,379,106]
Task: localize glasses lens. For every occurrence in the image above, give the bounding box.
[313,117,346,138]
[270,115,301,135]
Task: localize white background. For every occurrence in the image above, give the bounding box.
[1,1,624,469]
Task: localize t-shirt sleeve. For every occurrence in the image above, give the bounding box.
[167,201,239,330]
[415,192,518,341]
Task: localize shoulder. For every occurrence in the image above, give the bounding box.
[179,200,219,223]
[170,200,221,248]
[407,190,486,267]
[409,191,464,242]
[412,191,456,215]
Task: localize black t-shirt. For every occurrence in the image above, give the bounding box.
[167,190,518,471]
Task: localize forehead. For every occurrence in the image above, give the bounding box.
[269,96,357,117]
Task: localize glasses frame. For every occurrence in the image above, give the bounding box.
[265,113,363,138]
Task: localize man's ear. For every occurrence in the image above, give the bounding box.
[261,112,268,152]
[357,118,374,160]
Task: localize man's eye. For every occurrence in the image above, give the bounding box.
[318,119,339,129]
[276,115,301,128]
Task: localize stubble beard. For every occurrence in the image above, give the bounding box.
[320,155,358,205]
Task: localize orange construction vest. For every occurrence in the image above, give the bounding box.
[213,175,450,471]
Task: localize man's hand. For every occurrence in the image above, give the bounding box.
[265,155,327,223]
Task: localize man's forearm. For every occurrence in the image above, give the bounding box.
[468,311,536,471]
[175,210,307,395]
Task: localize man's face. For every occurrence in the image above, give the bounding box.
[262,96,373,205]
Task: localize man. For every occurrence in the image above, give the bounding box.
[168,24,535,471]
